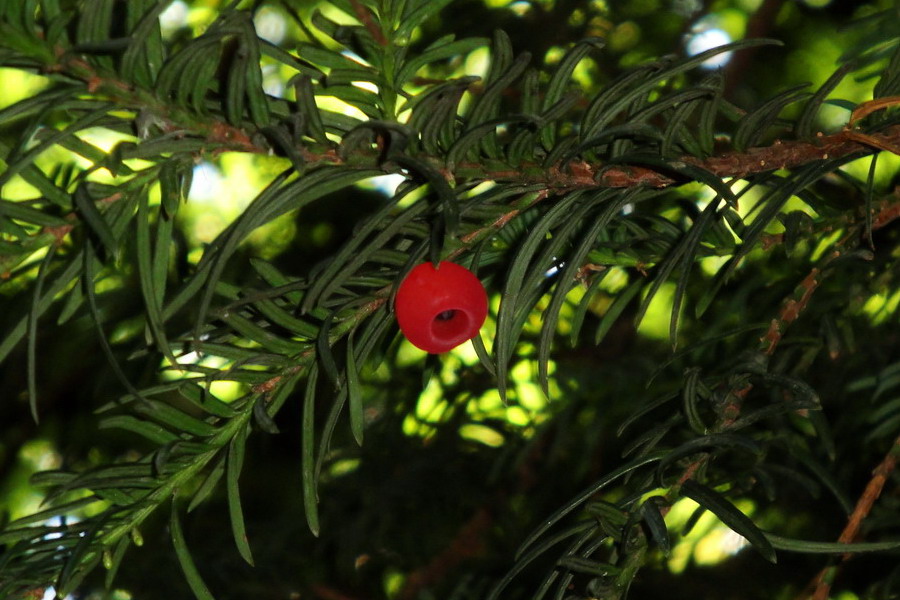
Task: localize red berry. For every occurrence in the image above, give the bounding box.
[395,261,488,354]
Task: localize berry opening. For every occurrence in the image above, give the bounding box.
[431,309,470,343]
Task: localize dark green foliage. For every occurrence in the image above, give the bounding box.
[1,1,900,599]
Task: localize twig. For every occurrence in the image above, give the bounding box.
[447,125,900,191]
[349,0,388,46]
[804,433,900,600]
[722,0,784,100]
[873,196,900,229]
[49,40,900,194]
[663,210,868,508]
[848,96,900,127]
[842,130,900,156]
[310,583,365,600]
[761,193,900,353]
[837,438,900,547]
[397,431,552,597]
[591,126,900,189]
[398,508,493,600]
[761,267,821,355]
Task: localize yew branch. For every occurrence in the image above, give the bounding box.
[805,434,900,600]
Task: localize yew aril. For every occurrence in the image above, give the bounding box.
[394,261,488,354]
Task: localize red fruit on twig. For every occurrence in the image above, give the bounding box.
[395,261,488,354]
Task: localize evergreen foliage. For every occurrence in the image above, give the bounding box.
[1,0,899,598]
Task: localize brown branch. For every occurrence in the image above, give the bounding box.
[49,50,267,155]
[309,583,365,600]
[396,428,555,597]
[667,193,898,597]
[722,0,784,100]
[842,130,900,156]
[398,508,493,600]
[591,126,900,189]
[47,41,900,196]
[849,96,900,127]
[349,0,388,46]
[837,440,899,546]
[761,267,821,355]
[803,434,900,600]
[449,125,900,192]
[873,195,900,229]
[760,193,900,353]
[663,204,877,509]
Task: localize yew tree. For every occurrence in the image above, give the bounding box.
[1,0,899,598]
